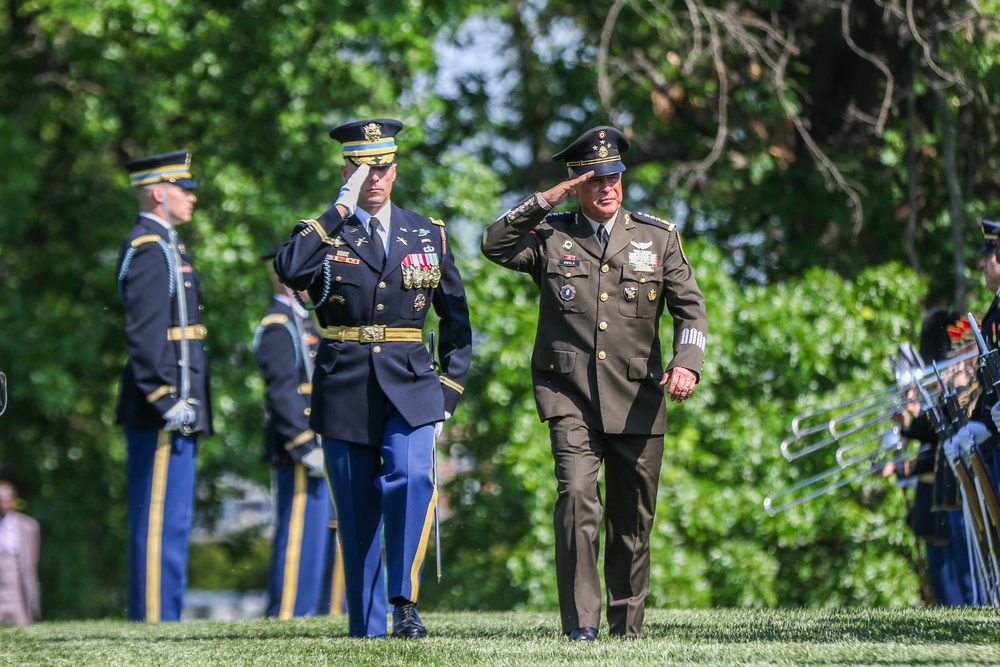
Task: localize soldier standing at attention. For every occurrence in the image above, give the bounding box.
[481,126,708,641]
[274,118,472,639]
[254,251,341,619]
[115,150,212,622]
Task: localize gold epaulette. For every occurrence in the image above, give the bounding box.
[131,234,162,247]
[261,313,289,327]
[431,217,446,227]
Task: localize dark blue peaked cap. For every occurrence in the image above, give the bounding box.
[125,149,197,189]
[552,126,630,177]
[981,219,1000,254]
[329,118,404,166]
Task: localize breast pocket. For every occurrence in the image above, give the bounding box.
[400,289,432,322]
[320,261,363,321]
[545,257,590,314]
[618,266,661,318]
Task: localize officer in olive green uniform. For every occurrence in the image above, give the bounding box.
[481,126,707,641]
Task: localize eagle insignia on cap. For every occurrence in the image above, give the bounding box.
[363,123,382,142]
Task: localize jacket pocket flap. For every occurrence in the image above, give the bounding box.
[534,349,577,373]
[627,357,659,381]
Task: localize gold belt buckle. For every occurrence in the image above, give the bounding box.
[359,325,386,343]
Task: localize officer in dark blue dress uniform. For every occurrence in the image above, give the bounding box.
[115,150,213,622]
[254,252,345,618]
[274,118,472,638]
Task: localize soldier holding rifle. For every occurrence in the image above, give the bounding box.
[481,126,707,641]
[886,309,975,605]
[115,150,212,622]
[947,221,1000,497]
[274,119,471,639]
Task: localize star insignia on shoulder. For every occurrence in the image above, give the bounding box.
[546,211,576,223]
[633,211,676,231]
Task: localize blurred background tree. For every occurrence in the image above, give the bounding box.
[1,0,998,618]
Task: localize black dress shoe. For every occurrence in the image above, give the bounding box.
[392,602,428,639]
[568,626,598,642]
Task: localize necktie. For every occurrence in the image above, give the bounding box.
[369,220,385,261]
[598,224,609,249]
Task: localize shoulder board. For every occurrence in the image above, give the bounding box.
[431,218,446,227]
[631,211,676,232]
[261,313,289,326]
[545,211,576,223]
[131,234,162,248]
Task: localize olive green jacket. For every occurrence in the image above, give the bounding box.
[481,195,707,434]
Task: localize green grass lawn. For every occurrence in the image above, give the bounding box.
[2,608,999,666]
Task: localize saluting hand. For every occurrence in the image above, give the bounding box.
[335,163,371,217]
[539,170,594,207]
[662,367,697,403]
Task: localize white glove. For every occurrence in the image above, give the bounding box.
[433,411,452,441]
[335,164,371,217]
[163,401,196,432]
[991,402,1000,432]
[943,434,961,463]
[300,448,326,478]
[958,421,991,457]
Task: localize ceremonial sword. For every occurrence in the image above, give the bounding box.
[163,196,202,435]
[430,330,442,582]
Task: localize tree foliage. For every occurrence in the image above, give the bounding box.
[2,0,999,618]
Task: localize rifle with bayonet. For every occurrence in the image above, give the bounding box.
[929,330,1000,604]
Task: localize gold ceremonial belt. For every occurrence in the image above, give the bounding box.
[323,325,423,343]
[167,324,208,341]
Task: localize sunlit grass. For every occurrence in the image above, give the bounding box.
[2,608,999,666]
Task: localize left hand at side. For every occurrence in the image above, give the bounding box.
[661,367,697,403]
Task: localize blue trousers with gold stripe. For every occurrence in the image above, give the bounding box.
[320,522,347,616]
[125,428,197,622]
[324,410,437,638]
[266,464,331,618]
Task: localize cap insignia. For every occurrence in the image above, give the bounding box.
[363,123,382,142]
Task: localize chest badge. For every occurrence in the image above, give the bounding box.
[414,294,427,312]
[561,284,576,301]
[562,240,574,250]
[624,286,638,302]
[647,288,657,301]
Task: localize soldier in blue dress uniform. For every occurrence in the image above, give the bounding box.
[274,118,472,638]
[115,149,213,622]
[254,251,345,618]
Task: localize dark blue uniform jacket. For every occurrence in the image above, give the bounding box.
[274,202,471,445]
[254,298,321,464]
[115,214,213,434]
